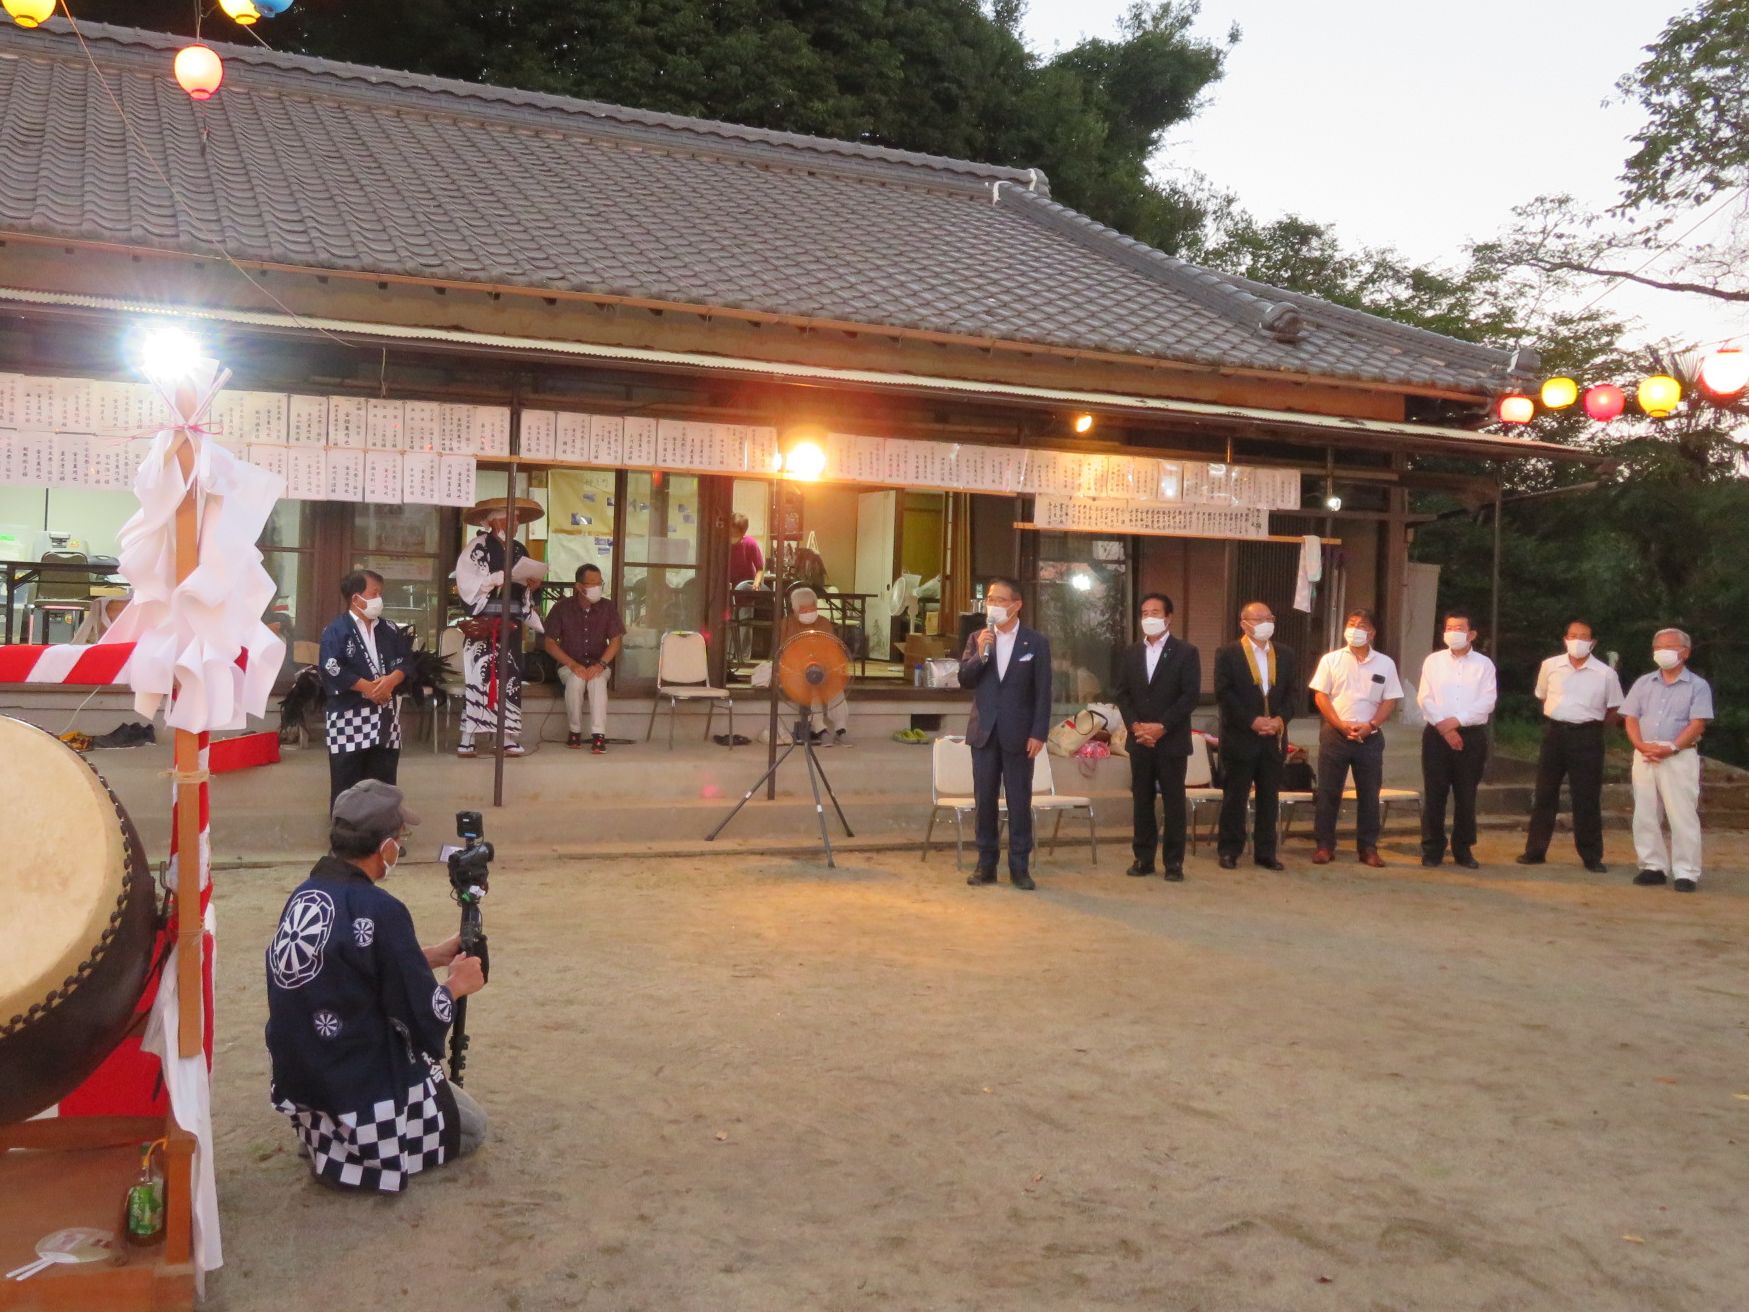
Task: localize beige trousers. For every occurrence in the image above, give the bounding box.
[558,666,609,736]
[1631,748,1703,881]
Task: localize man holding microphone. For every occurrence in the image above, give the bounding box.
[959,577,1053,890]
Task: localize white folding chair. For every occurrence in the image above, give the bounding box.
[1031,749,1098,864]
[1185,734,1226,852]
[429,624,467,754]
[647,630,734,748]
[922,735,988,868]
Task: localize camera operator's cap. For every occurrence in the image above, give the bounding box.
[331,780,422,833]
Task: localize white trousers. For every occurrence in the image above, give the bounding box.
[1631,748,1703,881]
[559,666,610,735]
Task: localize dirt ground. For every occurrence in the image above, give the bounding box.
[200,827,1749,1312]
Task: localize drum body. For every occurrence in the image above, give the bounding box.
[0,716,158,1124]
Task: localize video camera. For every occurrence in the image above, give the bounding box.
[445,811,493,1085]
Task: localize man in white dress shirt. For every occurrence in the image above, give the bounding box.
[1308,608,1403,866]
[1416,609,1497,869]
[1621,627,1714,892]
[1518,619,1623,873]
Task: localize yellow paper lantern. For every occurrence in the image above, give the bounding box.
[1637,374,1682,419]
[4,0,58,27]
[1539,376,1578,409]
[218,0,260,24]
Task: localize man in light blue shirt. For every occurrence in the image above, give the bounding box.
[1620,627,1714,892]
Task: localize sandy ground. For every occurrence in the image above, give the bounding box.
[199,827,1749,1312]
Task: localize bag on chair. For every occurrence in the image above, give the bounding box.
[1048,707,1108,757]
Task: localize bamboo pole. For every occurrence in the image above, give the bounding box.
[171,384,203,1061]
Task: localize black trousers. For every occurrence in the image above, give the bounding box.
[1525,719,1606,864]
[1314,723,1385,852]
[972,741,1035,873]
[1218,741,1285,862]
[329,743,400,809]
[1421,724,1488,861]
[1129,744,1189,869]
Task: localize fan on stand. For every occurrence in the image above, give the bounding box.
[707,628,855,865]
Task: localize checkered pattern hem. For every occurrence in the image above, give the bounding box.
[274,1075,448,1192]
[326,702,402,756]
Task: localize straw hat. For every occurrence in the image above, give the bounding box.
[464,496,545,527]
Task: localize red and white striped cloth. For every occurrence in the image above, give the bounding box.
[0,640,135,686]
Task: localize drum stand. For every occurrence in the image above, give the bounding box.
[707,713,854,866]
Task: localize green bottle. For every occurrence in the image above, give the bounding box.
[124,1142,165,1247]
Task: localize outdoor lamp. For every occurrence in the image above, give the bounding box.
[1698,344,1749,401]
[1582,384,1626,422]
[1496,394,1534,425]
[1070,571,1093,592]
[1072,412,1095,434]
[135,324,207,386]
[253,0,293,13]
[3,0,56,28]
[1637,374,1682,419]
[1539,377,1578,409]
[175,45,225,99]
[783,441,827,481]
[218,0,260,24]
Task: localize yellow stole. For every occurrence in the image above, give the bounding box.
[1242,640,1283,742]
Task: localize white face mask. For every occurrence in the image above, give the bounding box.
[986,604,1010,626]
[797,610,818,625]
[583,586,603,603]
[357,595,383,620]
[1248,620,1275,643]
[1140,616,1168,637]
[1345,626,1370,649]
[1443,629,1471,651]
[1652,648,1683,670]
[1566,638,1594,659]
[380,839,402,875]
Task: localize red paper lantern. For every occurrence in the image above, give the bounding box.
[1582,384,1626,422]
[174,45,224,100]
[1698,344,1749,402]
[1496,394,1534,425]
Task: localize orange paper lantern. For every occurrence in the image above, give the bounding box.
[174,45,224,100]
[1497,394,1534,425]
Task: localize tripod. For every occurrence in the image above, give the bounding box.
[707,712,854,865]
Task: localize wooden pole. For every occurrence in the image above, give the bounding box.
[492,420,520,809]
[170,384,203,1061]
[765,477,783,800]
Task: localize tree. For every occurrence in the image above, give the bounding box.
[66,0,1237,256]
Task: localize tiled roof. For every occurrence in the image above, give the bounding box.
[0,22,1518,397]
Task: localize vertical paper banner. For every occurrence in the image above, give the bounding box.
[474,406,512,458]
[521,409,557,461]
[243,392,290,444]
[288,395,328,446]
[285,447,327,501]
[402,451,441,504]
[0,374,19,428]
[403,400,441,454]
[329,397,369,450]
[248,445,289,489]
[326,448,366,502]
[554,412,589,464]
[588,415,626,467]
[54,378,94,434]
[438,455,477,506]
[622,417,657,467]
[366,399,406,451]
[364,450,403,503]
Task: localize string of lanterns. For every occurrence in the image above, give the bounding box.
[1497,343,1749,426]
[5,0,296,98]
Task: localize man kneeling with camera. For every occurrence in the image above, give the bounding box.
[266,780,487,1192]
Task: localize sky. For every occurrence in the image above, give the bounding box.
[1022,0,1748,356]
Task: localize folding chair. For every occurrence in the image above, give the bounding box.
[647,630,734,748]
[1031,749,1098,864]
[1185,734,1226,852]
[922,735,986,868]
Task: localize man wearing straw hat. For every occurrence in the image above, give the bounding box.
[453,497,545,758]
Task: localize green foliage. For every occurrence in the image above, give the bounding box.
[1617,0,1749,211]
[70,0,1235,256]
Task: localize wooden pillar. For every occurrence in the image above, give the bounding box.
[1380,456,1409,654]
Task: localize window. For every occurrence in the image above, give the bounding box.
[620,472,703,683]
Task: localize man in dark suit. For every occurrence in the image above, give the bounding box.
[1212,600,1299,871]
[1113,592,1202,881]
[959,576,1053,890]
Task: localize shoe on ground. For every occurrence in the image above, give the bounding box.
[1359,850,1384,868]
[1421,856,1442,868]
[1217,854,1238,870]
[1163,867,1185,882]
[1633,869,1668,886]
[1010,871,1036,891]
[1515,853,1545,865]
[455,744,477,759]
[1583,861,1609,874]
[1254,858,1286,872]
[1312,849,1333,865]
[966,867,998,886]
[1453,851,1479,869]
[592,733,607,755]
[835,729,852,748]
[1125,862,1155,877]
[1674,877,1697,893]
[505,743,528,757]
[566,732,583,749]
